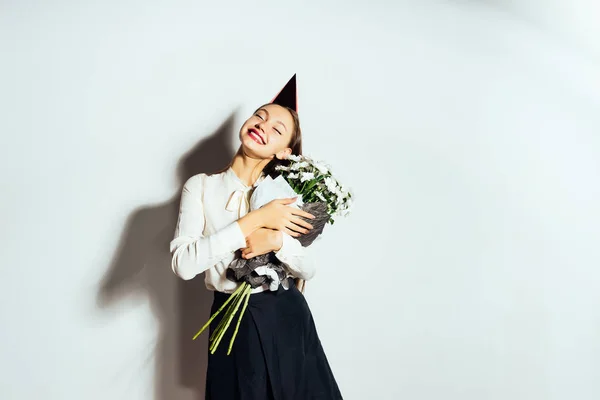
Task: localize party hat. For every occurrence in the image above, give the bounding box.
[270,74,297,112]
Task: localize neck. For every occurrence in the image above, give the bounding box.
[230,151,271,186]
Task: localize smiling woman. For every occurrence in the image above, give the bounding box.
[170,75,344,399]
[240,104,301,160]
[251,107,289,141]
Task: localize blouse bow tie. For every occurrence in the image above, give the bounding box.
[225,174,266,218]
[225,188,253,218]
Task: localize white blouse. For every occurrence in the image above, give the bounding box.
[170,166,316,293]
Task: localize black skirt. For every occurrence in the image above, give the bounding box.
[205,278,343,400]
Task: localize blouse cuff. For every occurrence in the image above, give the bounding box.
[274,231,292,256]
[221,220,247,253]
[274,232,316,280]
[169,220,247,280]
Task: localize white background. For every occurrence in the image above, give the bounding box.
[1,1,599,399]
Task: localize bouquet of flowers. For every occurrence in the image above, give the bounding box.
[192,154,353,355]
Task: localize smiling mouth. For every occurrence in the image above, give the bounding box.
[248,129,265,145]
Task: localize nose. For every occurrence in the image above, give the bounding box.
[254,120,266,132]
[252,122,268,143]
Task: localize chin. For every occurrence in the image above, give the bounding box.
[241,137,269,157]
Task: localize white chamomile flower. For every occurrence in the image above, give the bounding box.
[300,172,315,182]
[324,177,337,193]
[286,154,301,162]
[313,161,329,174]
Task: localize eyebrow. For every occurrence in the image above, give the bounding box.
[257,108,288,133]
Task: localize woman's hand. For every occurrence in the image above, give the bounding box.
[241,228,282,259]
[257,197,315,237]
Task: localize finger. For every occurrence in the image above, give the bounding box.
[283,227,301,237]
[290,208,316,220]
[291,216,313,231]
[285,222,308,235]
[287,220,310,234]
[278,197,298,204]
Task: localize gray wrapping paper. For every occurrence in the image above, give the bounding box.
[227,201,329,289]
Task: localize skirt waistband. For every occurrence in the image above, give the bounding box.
[214,278,296,305]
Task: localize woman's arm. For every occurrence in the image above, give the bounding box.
[273,231,316,280]
[170,174,248,280]
[238,228,316,280]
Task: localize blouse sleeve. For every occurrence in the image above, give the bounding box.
[274,232,316,280]
[170,174,247,280]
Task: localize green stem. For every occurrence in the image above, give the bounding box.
[210,283,248,354]
[227,285,252,355]
[300,180,308,193]
[193,282,246,340]
[210,310,230,351]
[208,283,246,347]
[210,291,242,350]
[210,285,245,342]
[301,175,325,200]
[209,302,231,342]
[292,180,301,192]
[303,177,320,193]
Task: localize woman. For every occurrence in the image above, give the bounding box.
[170,97,343,399]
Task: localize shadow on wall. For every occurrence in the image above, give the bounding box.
[96,110,239,400]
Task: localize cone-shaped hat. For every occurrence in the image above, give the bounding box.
[270,74,297,112]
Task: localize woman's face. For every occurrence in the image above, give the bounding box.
[239,104,295,160]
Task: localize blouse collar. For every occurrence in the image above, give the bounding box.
[226,166,266,189]
[225,167,267,217]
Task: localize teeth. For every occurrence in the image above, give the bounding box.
[249,131,263,144]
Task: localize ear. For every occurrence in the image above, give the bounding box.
[275,147,292,160]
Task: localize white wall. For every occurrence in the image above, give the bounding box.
[1,1,599,399]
